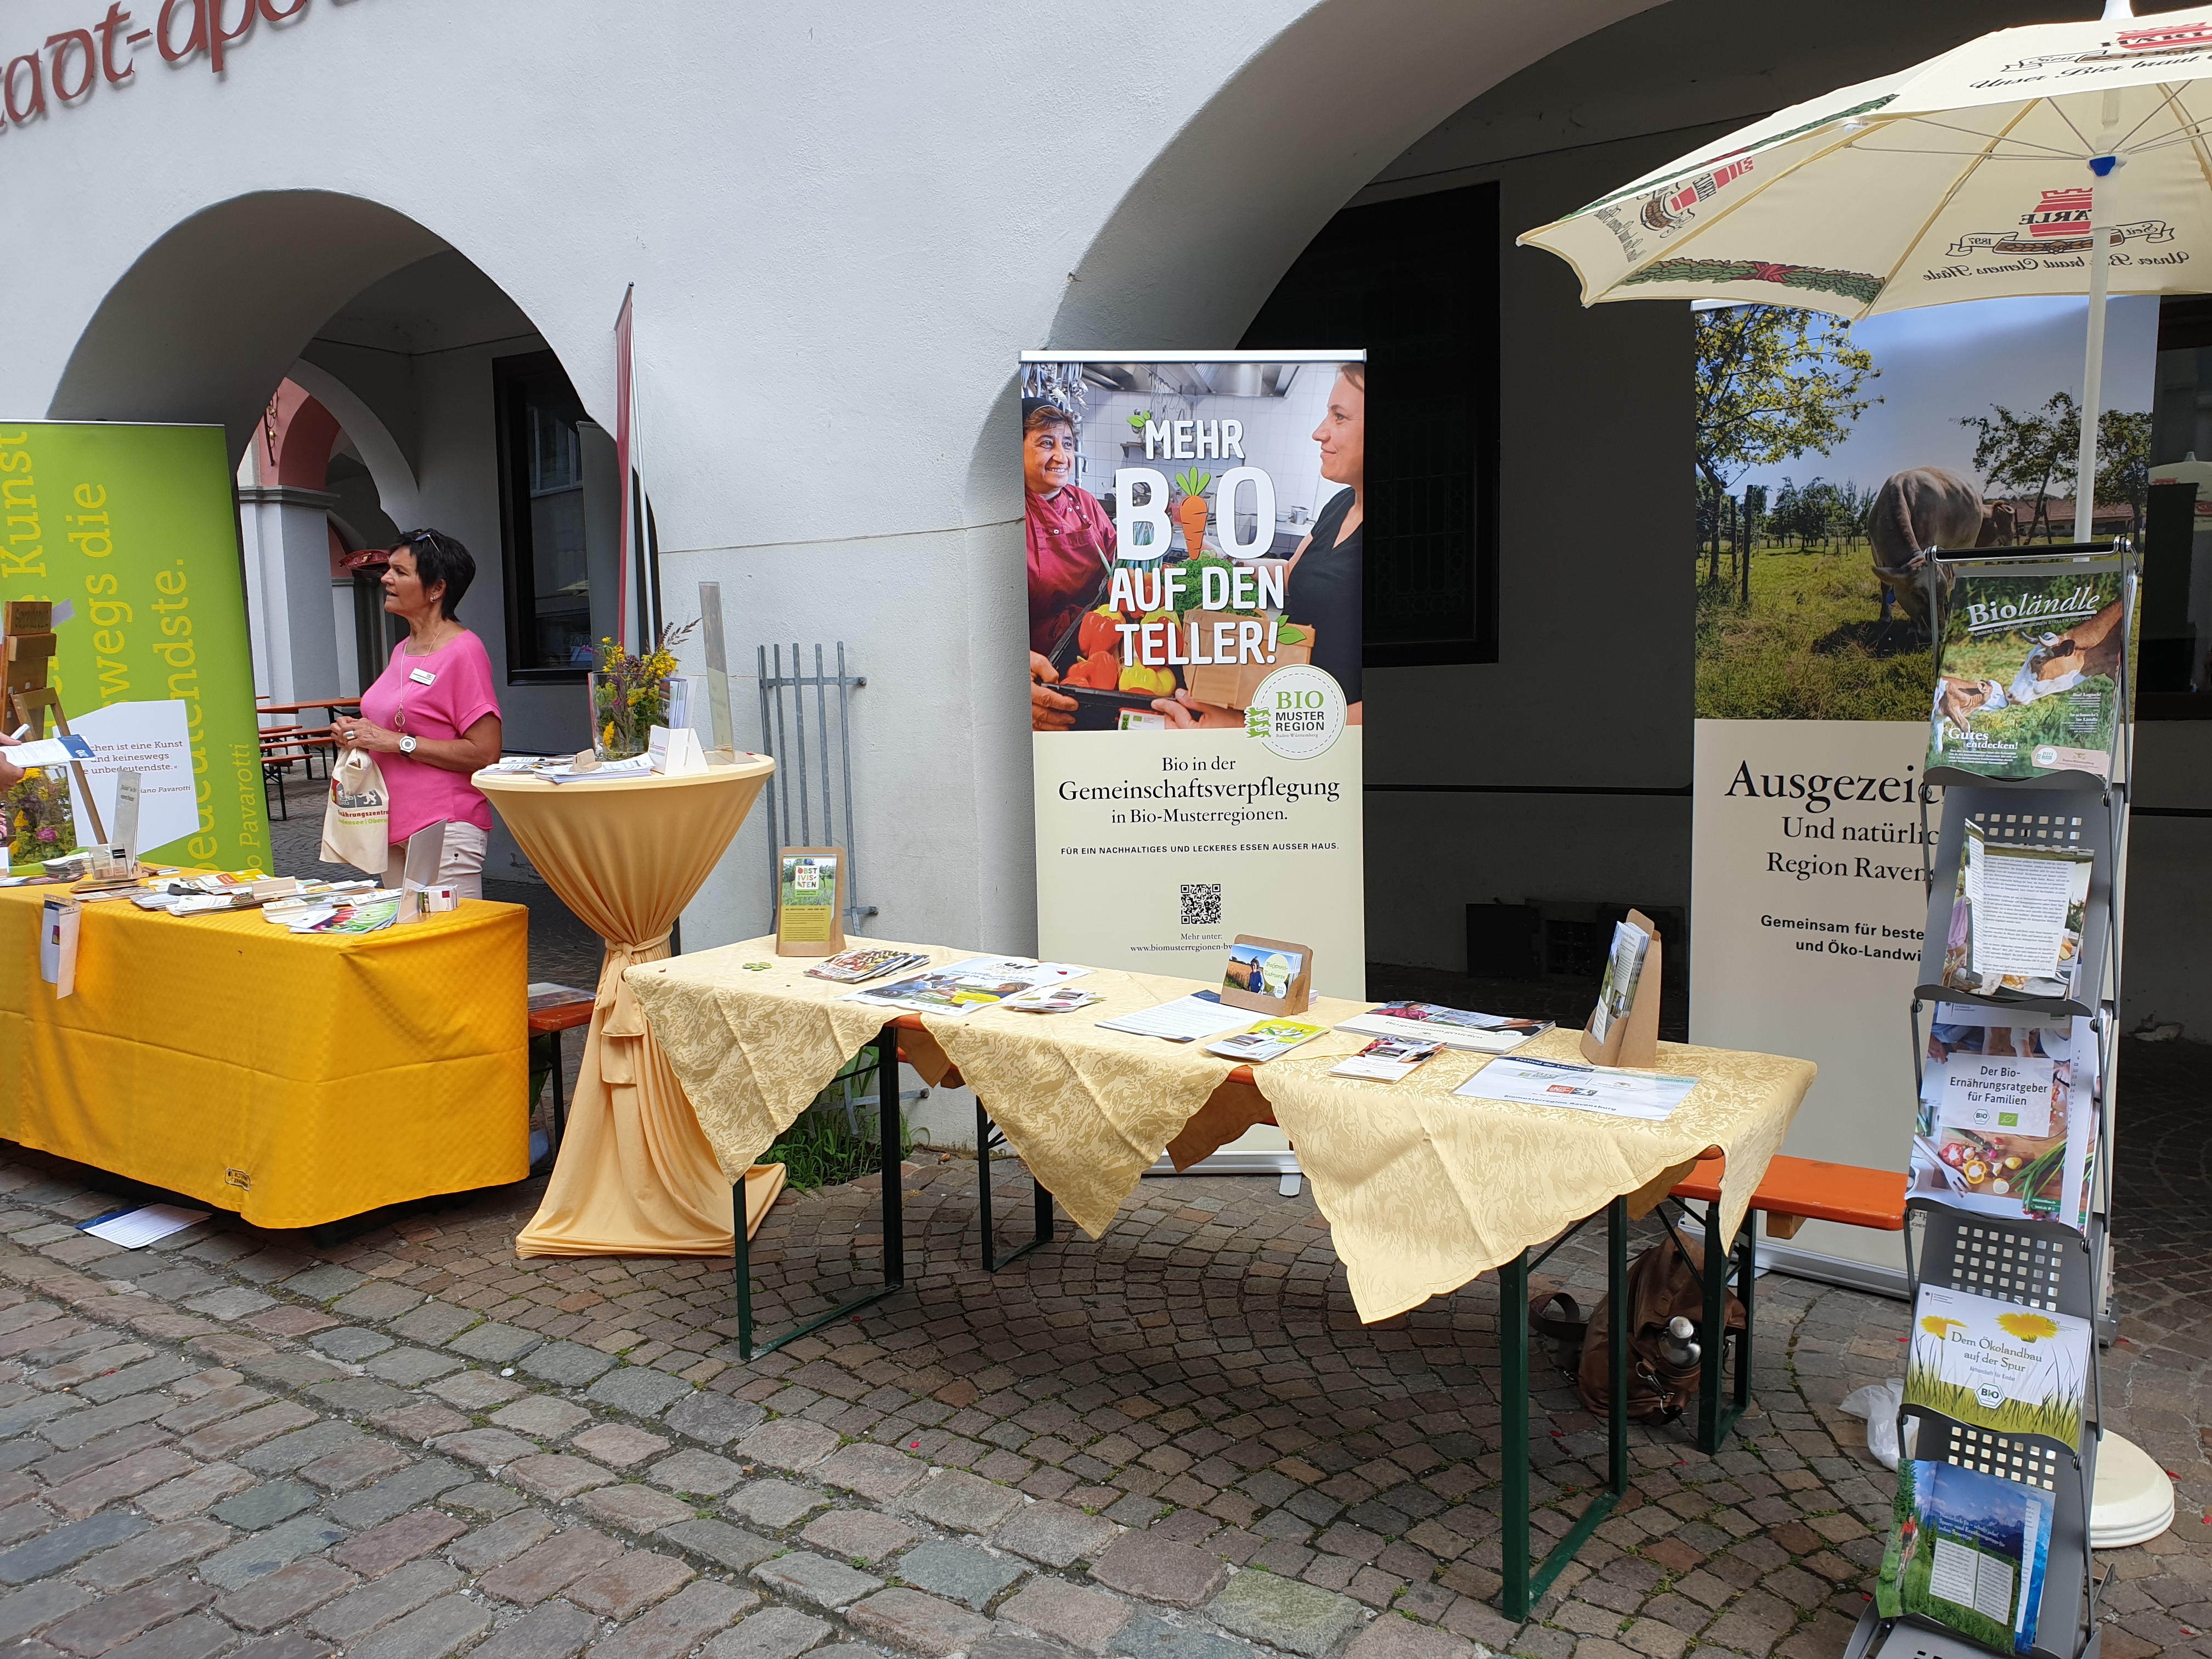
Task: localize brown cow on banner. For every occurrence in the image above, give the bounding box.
[1870,467,1982,629]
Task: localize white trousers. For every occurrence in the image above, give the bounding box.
[384,820,488,904]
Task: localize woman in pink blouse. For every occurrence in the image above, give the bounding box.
[331,530,503,900]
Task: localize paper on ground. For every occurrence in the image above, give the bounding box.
[83,1204,210,1248]
[1457,1056,1696,1119]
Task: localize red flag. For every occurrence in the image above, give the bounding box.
[614,285,635,648]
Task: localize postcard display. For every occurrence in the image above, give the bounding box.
[1850,546,2136,1659]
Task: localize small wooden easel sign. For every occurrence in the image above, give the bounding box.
[1580,908,1662,1069]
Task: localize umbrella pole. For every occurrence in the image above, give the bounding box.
[2074,227,2111,544]
[2074,146,2121,544]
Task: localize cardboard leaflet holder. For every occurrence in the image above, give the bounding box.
[1580,908,1662,1069]
[776,847,846,956]
[1218,934,1313,1015]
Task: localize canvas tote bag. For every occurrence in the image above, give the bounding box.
[321,746,391,873]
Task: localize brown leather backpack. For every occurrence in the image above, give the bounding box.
[1528,1237,1746,1425]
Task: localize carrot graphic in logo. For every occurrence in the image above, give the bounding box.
[1175,470,1211,556]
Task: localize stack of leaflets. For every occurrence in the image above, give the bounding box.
[843,956,1087,1017]
[1329,1036,1444,1082]
[1878,1458,2053,1657]
[1455,1056,1696,1120]
[1942,822,2093,1001]
[1207,1018,1328,1063]
[1096,993,1251,1043]
[544,755,655,784]
[1909,1006,2097,1232]
[1000,984,1102,1014]
[1590,919,1651,1042]
[1875,1284,2087,1655]
[1335,1002,1551,1053]
[1927,557,2126,783]
[283,893,402,934]
[1905,1285,2089,1453]
[806,948,929,985]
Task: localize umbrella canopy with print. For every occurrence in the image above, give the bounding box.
[1517,3,2212,537]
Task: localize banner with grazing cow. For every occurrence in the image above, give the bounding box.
[1685,297,2154,1288]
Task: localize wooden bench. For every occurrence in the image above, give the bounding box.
[1666,1153,1906,1451]
[528,991,597,1155]
[1671,1153,1906,1238]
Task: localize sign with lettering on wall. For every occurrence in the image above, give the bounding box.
[2,422,267,870]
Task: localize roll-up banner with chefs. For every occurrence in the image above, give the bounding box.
[1022,354,1367,999]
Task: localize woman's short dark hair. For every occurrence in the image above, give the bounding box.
[396,529,475,620]
[1022,397,1076,438]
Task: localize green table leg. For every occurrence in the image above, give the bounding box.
[1502,1197,1631,1622]
[732,1024,907,1362]
[1695,1201,1754,1455]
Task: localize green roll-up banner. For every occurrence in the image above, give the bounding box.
[2,422,267,871]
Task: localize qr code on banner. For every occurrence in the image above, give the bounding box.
[1180,883,1222,927]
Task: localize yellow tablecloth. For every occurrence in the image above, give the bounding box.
[478,760,773,1259]
[0,885,528,1229]
[1254,1029,1813,1320]
[631,937,1814,1322]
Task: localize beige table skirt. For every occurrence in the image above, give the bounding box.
[630,938,1813,1321]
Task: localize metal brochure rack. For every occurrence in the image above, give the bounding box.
[1848,541,2135,1659]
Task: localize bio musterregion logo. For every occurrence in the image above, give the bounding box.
[1946,188,2174,258]
[1244,664,1345,760]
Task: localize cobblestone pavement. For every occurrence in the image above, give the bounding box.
[0,1111,2202,1659]
[73,792,2212,1656]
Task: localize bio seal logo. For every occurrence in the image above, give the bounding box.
[1244,664,1345,760]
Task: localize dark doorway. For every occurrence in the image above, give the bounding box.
[1240,181,1500,667]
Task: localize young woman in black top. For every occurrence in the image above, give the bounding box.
[1157,363,1364,727]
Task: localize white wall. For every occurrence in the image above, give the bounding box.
[0,0,1662,958]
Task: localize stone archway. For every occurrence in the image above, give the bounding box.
[47,190,451,464]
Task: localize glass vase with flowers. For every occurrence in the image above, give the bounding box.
[588,619,699,761]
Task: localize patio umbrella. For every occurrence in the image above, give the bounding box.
[1517,1,2212,540]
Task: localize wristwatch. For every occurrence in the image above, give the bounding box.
[398,735,417,755]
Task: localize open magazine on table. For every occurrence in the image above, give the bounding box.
[1335,1002,1551,1053]
[841,957,1088,1018]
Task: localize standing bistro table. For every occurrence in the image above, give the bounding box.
[0,885,528,1229]
[630,936,1814,1612]
[477,759,776,1257]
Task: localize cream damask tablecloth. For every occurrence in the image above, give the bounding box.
[629,936,1814,1322]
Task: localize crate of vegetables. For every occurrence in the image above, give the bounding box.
[1184,618,1314,712]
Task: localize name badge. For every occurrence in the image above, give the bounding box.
[409,668,436,686]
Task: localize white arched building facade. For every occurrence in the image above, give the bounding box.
[4,0,2207,1059]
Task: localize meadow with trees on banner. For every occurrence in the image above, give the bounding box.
[1693,303,2151,721]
